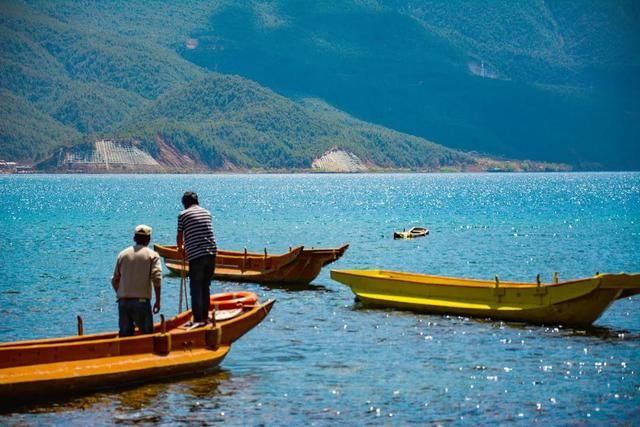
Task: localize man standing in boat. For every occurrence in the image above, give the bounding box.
[177,191,217,326]
[111,224,162,337]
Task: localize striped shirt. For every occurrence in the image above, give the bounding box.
[178,205,217,261]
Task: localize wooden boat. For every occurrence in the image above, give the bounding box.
[156,243,349,285]
[0,294,275,402]
[275,244,349,285]
[154,243,185,261]
[164,246,304,284]
[393,226,429,239]
[330,269,640,327]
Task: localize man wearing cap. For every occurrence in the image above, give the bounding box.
[177,191,217,326]
[111,224,162,337]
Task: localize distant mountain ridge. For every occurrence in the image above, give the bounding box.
[1,1,636,170]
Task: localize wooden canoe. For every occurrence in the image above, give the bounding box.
[164,246,304,284]
[330,269,640,327]
[156,243,349,285]
[0,296,275,402]
[154,243,187,261]
[274,244,350,285]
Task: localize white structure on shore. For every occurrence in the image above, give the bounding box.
[63,140,160,171]
[311,148,368,172]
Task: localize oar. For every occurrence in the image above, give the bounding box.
[210,259,217,326]
[183,255,189,310]
[179,252,186,313]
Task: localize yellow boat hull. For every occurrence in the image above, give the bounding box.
[330,269,640,327]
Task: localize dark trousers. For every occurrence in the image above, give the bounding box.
[118,299,153,337]
[189,254,216,322]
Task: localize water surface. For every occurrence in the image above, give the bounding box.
[1,173,639,425]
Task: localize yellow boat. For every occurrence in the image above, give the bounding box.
[0,295,275,402]
[330,269,640,327]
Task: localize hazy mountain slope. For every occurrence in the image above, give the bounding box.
[182,0,640,169]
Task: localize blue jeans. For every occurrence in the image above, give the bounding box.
[189,254,216,322]
[118,299,153,337]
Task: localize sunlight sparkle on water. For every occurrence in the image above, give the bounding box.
[1,173,639,425]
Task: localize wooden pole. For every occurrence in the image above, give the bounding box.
[179,255,185,313]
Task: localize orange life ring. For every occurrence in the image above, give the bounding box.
[209,292,258,311]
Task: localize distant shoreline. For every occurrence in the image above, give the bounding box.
[5,169,640,176]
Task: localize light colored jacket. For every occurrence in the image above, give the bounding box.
[112,245,162,299]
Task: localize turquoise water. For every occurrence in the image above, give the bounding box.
[1,173,639,425]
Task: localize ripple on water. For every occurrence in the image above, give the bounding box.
[0,173,639,425]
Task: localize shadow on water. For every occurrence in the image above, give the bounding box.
[349,299,639,340]
[480,318,640,340]
[565,325,639,340]
[482,317,640,340]
[256,282,333,293]
[0,369,232,415]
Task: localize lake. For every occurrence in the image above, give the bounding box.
[1,173,639,425]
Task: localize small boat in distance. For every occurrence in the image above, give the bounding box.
[330,269,640,327]
[393,226,429,239]
[155,243,349,285]
[0,294,274,402]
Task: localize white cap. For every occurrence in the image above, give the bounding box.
[134,224,152,236]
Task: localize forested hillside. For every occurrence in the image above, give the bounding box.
[1,1,636,170]
[184,0,640,169]
[0,0,494,171]
[0,1,207,161]
[114,74,475,170]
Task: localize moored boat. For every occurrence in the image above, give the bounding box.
[393,226,429,239]
[156,243,349,285]
[164,246,304,284]
[275,244,349,285]
[330,269,640,327]
[0,294,275,402]
[153,243,184,261]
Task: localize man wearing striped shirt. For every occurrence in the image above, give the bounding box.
[177,191,217,325]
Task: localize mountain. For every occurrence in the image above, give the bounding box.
[0,89,80,161]
[182,0,640,169]
[0,0,207,162]
[1,1,635,170]
[111,73,482,170]
[0,0,495,171]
